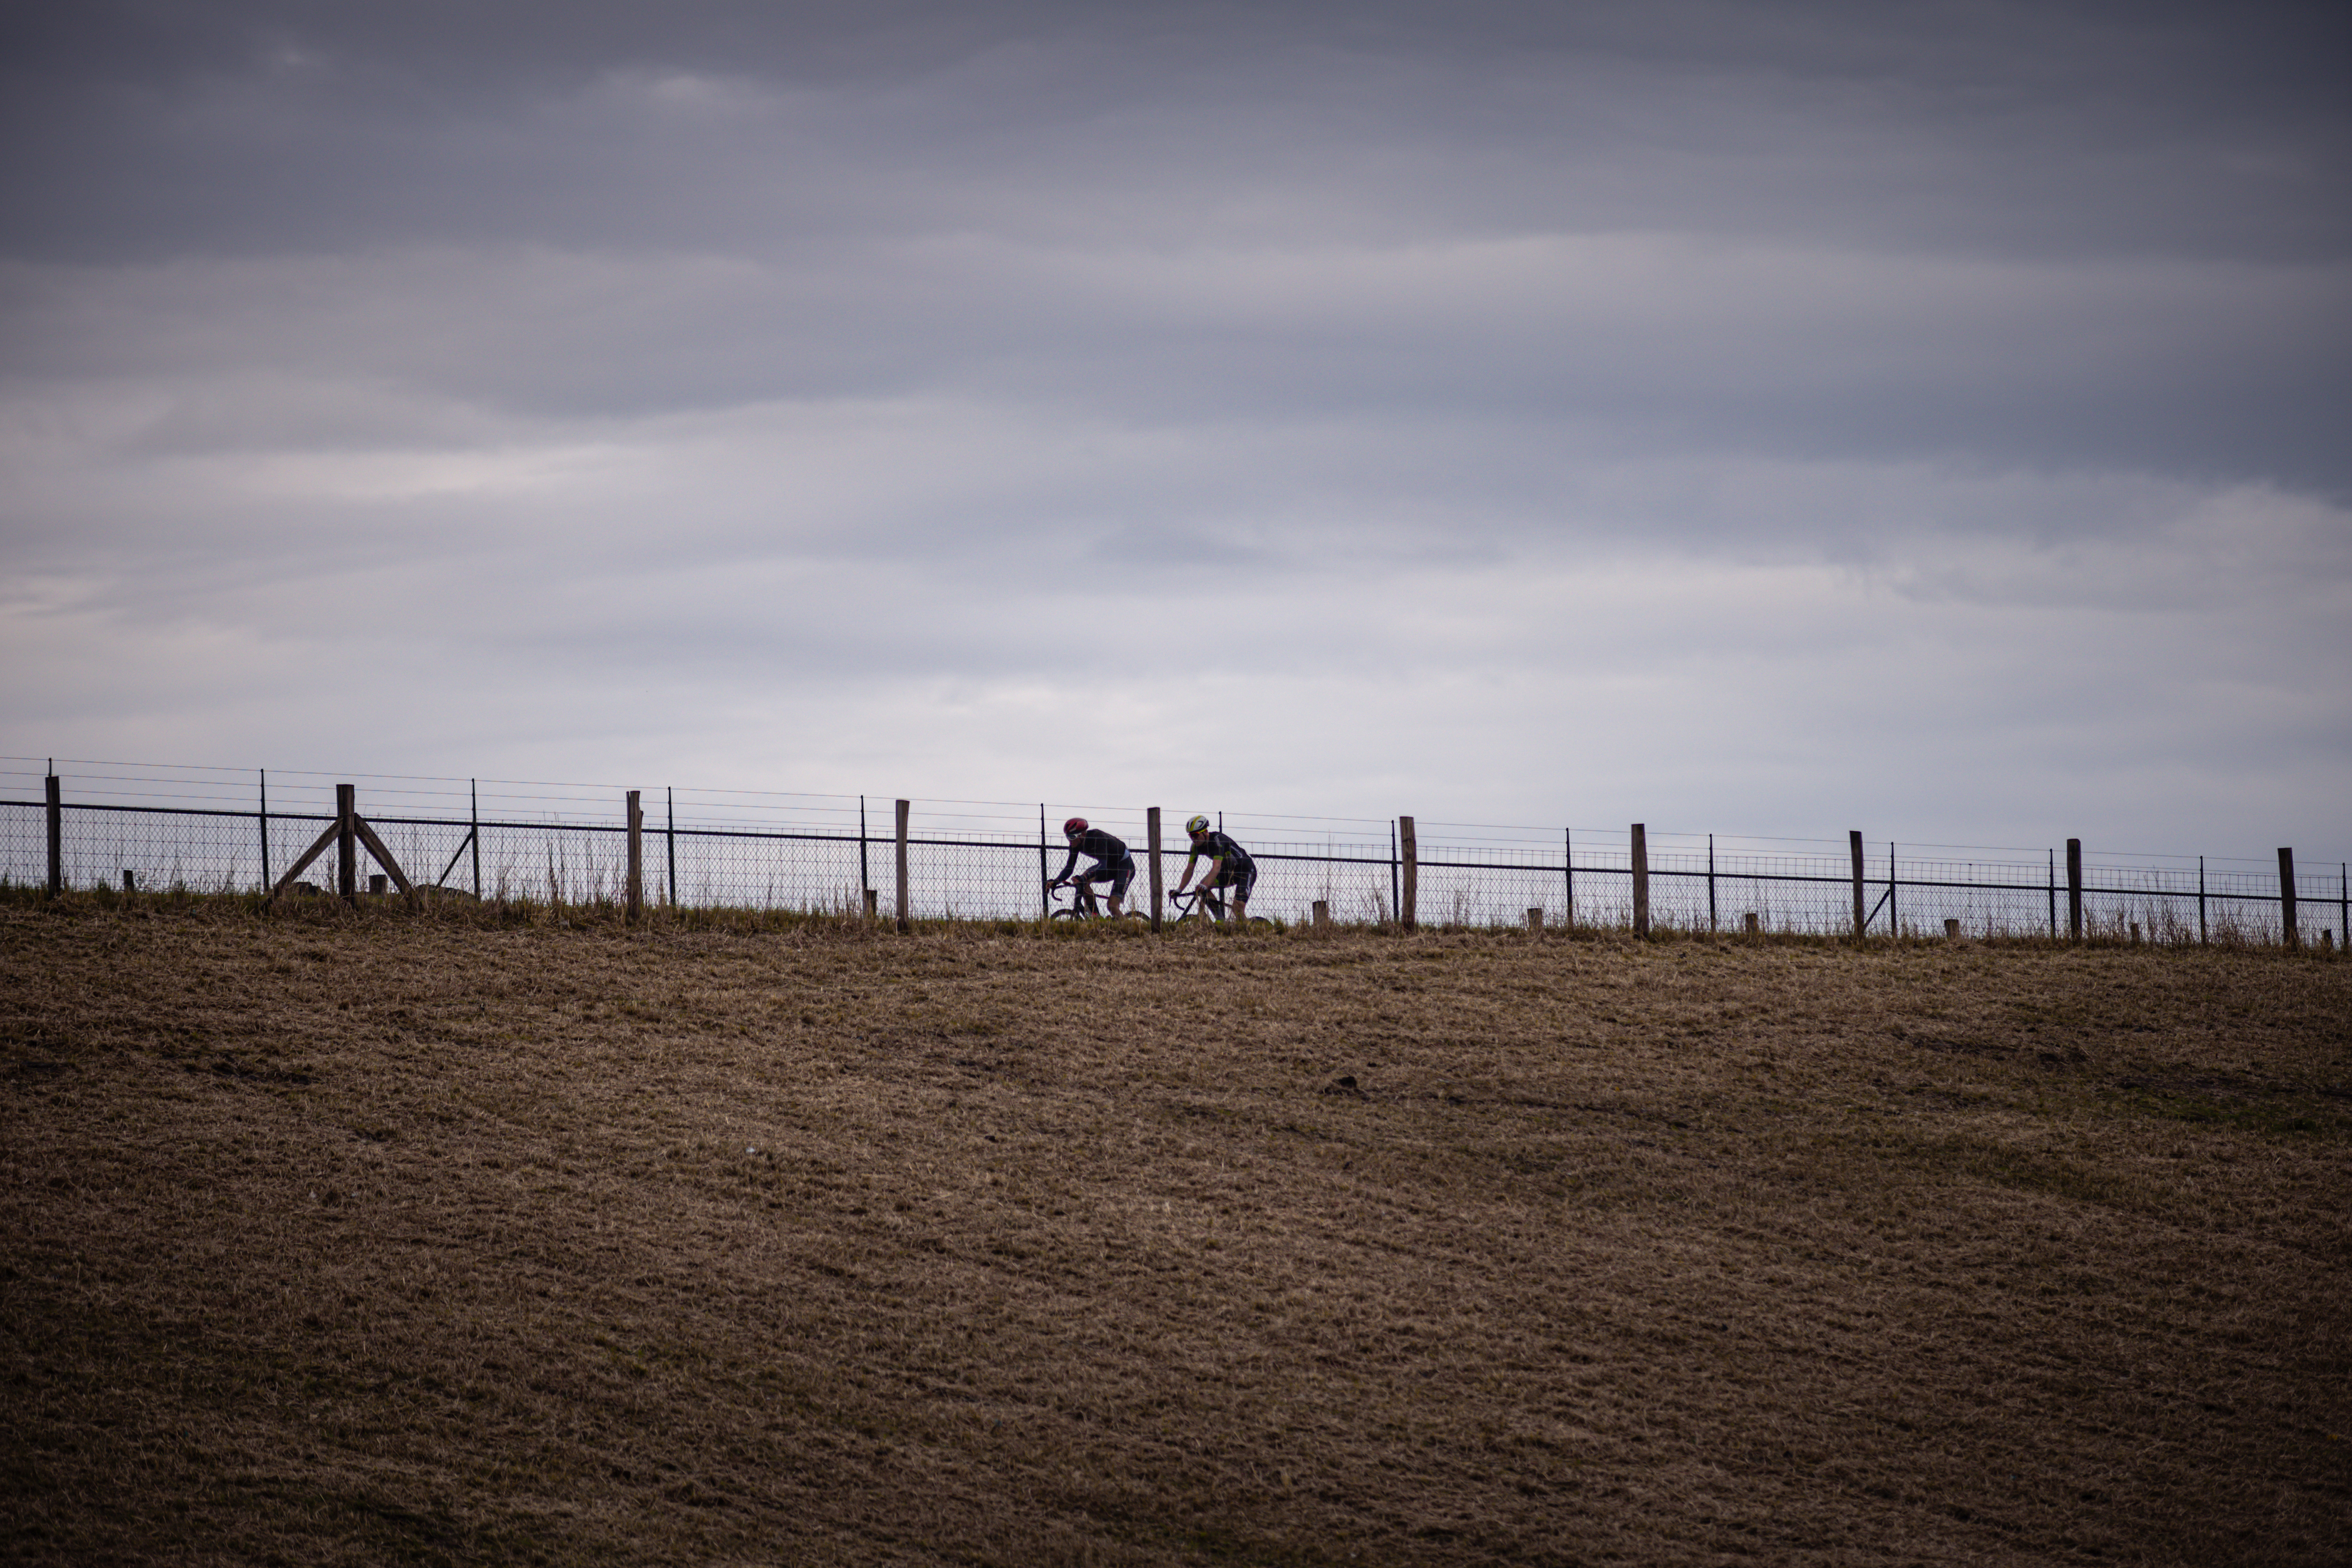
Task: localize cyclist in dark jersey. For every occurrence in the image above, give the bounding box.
[1049,817,1135,916]
[1175,814,1256,923]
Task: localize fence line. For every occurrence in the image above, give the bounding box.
[1,758,2343,947]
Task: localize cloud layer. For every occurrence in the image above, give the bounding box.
[2,1,2347,859]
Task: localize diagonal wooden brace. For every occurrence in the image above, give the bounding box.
[351,815,420,906]
[266,820,344,907]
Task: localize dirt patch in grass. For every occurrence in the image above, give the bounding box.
[4,899,2349,1565]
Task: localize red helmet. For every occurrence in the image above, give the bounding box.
[1063,817,1088,836]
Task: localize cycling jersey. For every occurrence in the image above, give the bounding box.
[1053,827,1129,884]
[1182,830,1252,882]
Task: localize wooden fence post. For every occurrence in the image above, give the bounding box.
[1526,907,1542,934]
[1849,830,1866,939]
[2067,838,2083,942]
[625,790,643,923]
[1399,815,1418,932]
[895,799,911,934]
[1314,899,1331,929]
[336,784,358,905]
[1631,823,1650,937]
[45,773,62,899]
[1147,808,1164,932]
[2279,847,2299,951]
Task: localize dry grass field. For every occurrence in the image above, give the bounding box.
[3,895,2348,1567]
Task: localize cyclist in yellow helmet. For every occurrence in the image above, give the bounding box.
[1173,813,1256,924]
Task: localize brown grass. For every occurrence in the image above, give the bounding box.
[3,895,2349,1566]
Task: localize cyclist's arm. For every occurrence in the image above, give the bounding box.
[1175,850,1219,892]
[1050,844,1081,884]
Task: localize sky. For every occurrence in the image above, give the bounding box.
[2,0,2347,860]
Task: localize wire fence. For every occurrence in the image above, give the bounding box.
[3,756,2346,947]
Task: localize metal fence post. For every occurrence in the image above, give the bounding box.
[1038,806,1049,920]
[859,796,870,908]
[336,784,358,904]
[2066,839,2083,941]
[1148,807,1163,932]
[1564,827,1574,931]
[895,799,911,934]
[1707,833,1716,933]
[1884,849,1903,935]
[470,779,481,898]
[1399,815,1418,932]
[2048,849,2056,938]
[625,790,643,922]
[1631,822,1650,937]
[2198,855,2207,945]
[2279,847,2299,950]
[1850,830,1866,939]
[259,769,271,892]
[665,786,676,907]
[45,772,62,898]
[1389,822,1399,926]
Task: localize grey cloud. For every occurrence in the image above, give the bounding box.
[2,1,2346,860]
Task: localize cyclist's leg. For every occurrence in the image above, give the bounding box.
[1231,860,1258,923]
[1105,855,1135,917]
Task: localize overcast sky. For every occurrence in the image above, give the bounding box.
[2,0,2346,859]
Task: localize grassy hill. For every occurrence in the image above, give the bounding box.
[4,898,2348,1565]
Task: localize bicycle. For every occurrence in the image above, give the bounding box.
[1167,885,1275,932]
[1046,878,1139,922]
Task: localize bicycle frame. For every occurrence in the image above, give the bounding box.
[1048,878,1115,919]
[1166,886,1229,923]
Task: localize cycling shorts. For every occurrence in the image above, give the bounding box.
[1078,855,1136,899]
[1205,857,1257,901]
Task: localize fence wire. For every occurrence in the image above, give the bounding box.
[2,759,2345,946]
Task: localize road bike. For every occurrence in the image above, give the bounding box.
[1167,885,1275,932]
[1046,878,1140,922]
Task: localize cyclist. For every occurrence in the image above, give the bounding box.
[1174,814,1256,924]
[1048,817,1135,917]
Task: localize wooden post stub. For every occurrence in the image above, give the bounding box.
[336,784,358,904]
[625,790,644,924]
[895,799,912,934]
[2279,847,2299,950]
[1944,917,1960,940]
[45,773,62,898]
[1399,816,1418,932]
[1631,823,1650,937]
[1148,807,1164,932]
[1743,912,1759,936]
[368,873,388,897]
[1313,899,1331,929]
[123,869,134,893]
[862,888,877,922]
[1526,907,1542,933]
[2130,922,2142,946]
[1849,830,1866,939]
[2066,839,2083,941]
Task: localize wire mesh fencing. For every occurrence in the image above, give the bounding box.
[2,756,2346,947]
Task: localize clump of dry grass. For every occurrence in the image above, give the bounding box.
[3,897,2348,1565]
